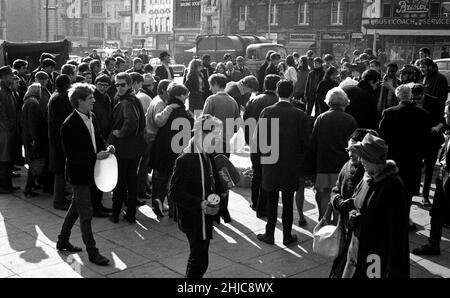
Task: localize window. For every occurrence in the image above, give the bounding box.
[269,3,279,25]
[298,2,310,25]
[430,3,441,17]
[161,17,165,31]
[135,0,139,13]
[93,23,104,38]
[382,3,392,17]
[166,17,171,32]
[155,18,159,32]
[92,0,103,15]
[135,22,139,35]
[239,5,248,22]
[141,22,146,35]
[149,18,153,32]
[142,0,146,13]
[331,1,343,25]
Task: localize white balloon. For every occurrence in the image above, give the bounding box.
[94,154,118,193]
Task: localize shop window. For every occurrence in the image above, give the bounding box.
[382,3,392,17]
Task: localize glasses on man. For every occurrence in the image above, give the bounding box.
[115,83,127,88]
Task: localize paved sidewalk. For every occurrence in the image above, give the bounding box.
[1,164,450,278]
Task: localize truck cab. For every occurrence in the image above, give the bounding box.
[246,43,287,75]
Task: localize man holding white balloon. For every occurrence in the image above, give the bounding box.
[57,83,114,266]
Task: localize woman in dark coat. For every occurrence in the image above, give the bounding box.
[150,83,194,218]
[48,75,73,209]
[329,128,377,278]
[315,66,339,115]
[310,87,358,222]
[185,59,205,115]
[21,84,46,197]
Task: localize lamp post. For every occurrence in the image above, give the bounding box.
[268,0,272,41]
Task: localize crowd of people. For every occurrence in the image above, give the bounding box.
[0,45,449,278]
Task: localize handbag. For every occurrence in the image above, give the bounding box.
[29,144,47,176]
[312,203,343,259]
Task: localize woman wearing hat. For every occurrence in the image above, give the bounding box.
[342,133,409,278]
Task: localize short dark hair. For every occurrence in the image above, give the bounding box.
[349,128,379,143]
[95,74,112,85]
[69,83,95,108]
[130,72,144,84]
[105,57,116,66]
[82,57,93,64]
[286,55,295,67]
[306,50,314,57]
[78,62,90,73]
[133,57,143,65]
[362,69,382,83]
[61,64,75,76]
[157,79,171,96]
[265,50,276,61]
[293,52,300,59]
[144,64,154,73]
[159,51,170,60]
[67,60,79,67]
[387,62,398,70]
[419,57,435,67]
[324,54,334,62]
[202,54,211,61]
[419,47,431,56]
[115,57,125,65]
[115,72,132,85]
[13,59,28,70]
[89,59,101,68]
[270,53,281,61]
[223,53,233,61]
[208,74,228,89]
[264,74,281,91]
[167,82,189,99]
[55,74,71,92]
[276,80,294,98]
[42,58,56,68]
[324,66,338,80]
[241,76,259,92]
[342,62,352,69]
[313,57,323,64]
[411,83,425,96]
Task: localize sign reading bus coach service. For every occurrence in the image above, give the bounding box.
[395,0,429,14]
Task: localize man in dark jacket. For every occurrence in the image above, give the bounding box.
[0,66,20,194]
[343,133,409,278]
[412,83,446,206]
[12,59,28,104]
[225,75,258,109]
[57,83,112,266]
[343,69,380,130]
[243,74,280,217]
[48,75,73,210]
[413,100,450,256]
[168,115,225,278]
[379,84,432,231]
[155,51,174,81]
[265,53,281,77]
[91,74,114,217]
[304,57,325,116]
[108,73,147,224]
[420,58,449,106]
[257,50,275,92]
[257,80,309,246]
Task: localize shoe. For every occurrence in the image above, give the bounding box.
[283,234,298,246]
[412,244,440,256]
[222,211,232,223]
[298,218,308,227]
[56,241,82,253]
[109,215,119,224]
[257,234,275,245]
[256,212,267,219]
[12,172,21,178]
[54,199,71,211]
[88,252,110,266]
[123,214,136,223]
[422,198,432,207]
[138,193,152,200]
[24,190,40,198]
[153,199,164,217]
[409,223,417,232]
[93,211,110,218]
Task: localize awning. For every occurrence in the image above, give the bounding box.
[285,41,316,49]
[185,47,196,53]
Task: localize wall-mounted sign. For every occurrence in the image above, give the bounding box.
[321,32,350,41]
[179,0,201,7]
[351,33,363,39]
[395,0,429,14]
[365,17,450,28]
[290,33,315,41]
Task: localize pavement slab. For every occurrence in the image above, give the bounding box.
[206,263,270,278]
[107,261,183,278]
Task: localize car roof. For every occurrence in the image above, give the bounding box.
[434,58,450,62]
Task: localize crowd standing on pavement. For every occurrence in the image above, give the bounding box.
[0,45,449,278]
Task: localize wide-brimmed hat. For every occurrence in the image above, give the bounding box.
[352,133,388,165]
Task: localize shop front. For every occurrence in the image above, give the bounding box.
[363,0,450,65]
[319,32,352,60]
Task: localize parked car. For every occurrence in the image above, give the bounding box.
[435,58,450,91]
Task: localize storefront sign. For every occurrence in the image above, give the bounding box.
[290,33,315,41]
[178,0,201,7]
[365,17,450,28]
[351,33,363,39]
[395,0,429,14]
[175,34,197,44]
[321,33,350,41]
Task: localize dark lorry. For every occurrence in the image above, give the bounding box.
[0,39,71,71]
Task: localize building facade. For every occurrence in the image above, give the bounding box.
[200,0,233,35]
[362,0,450,65]
[0,0,7,39]
[132,0,173,51]
[105,0,124,48]
[174,0,201,64]
[230,0,365,60]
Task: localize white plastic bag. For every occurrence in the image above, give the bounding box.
[230,128,246,154]
[312,205,342,258]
